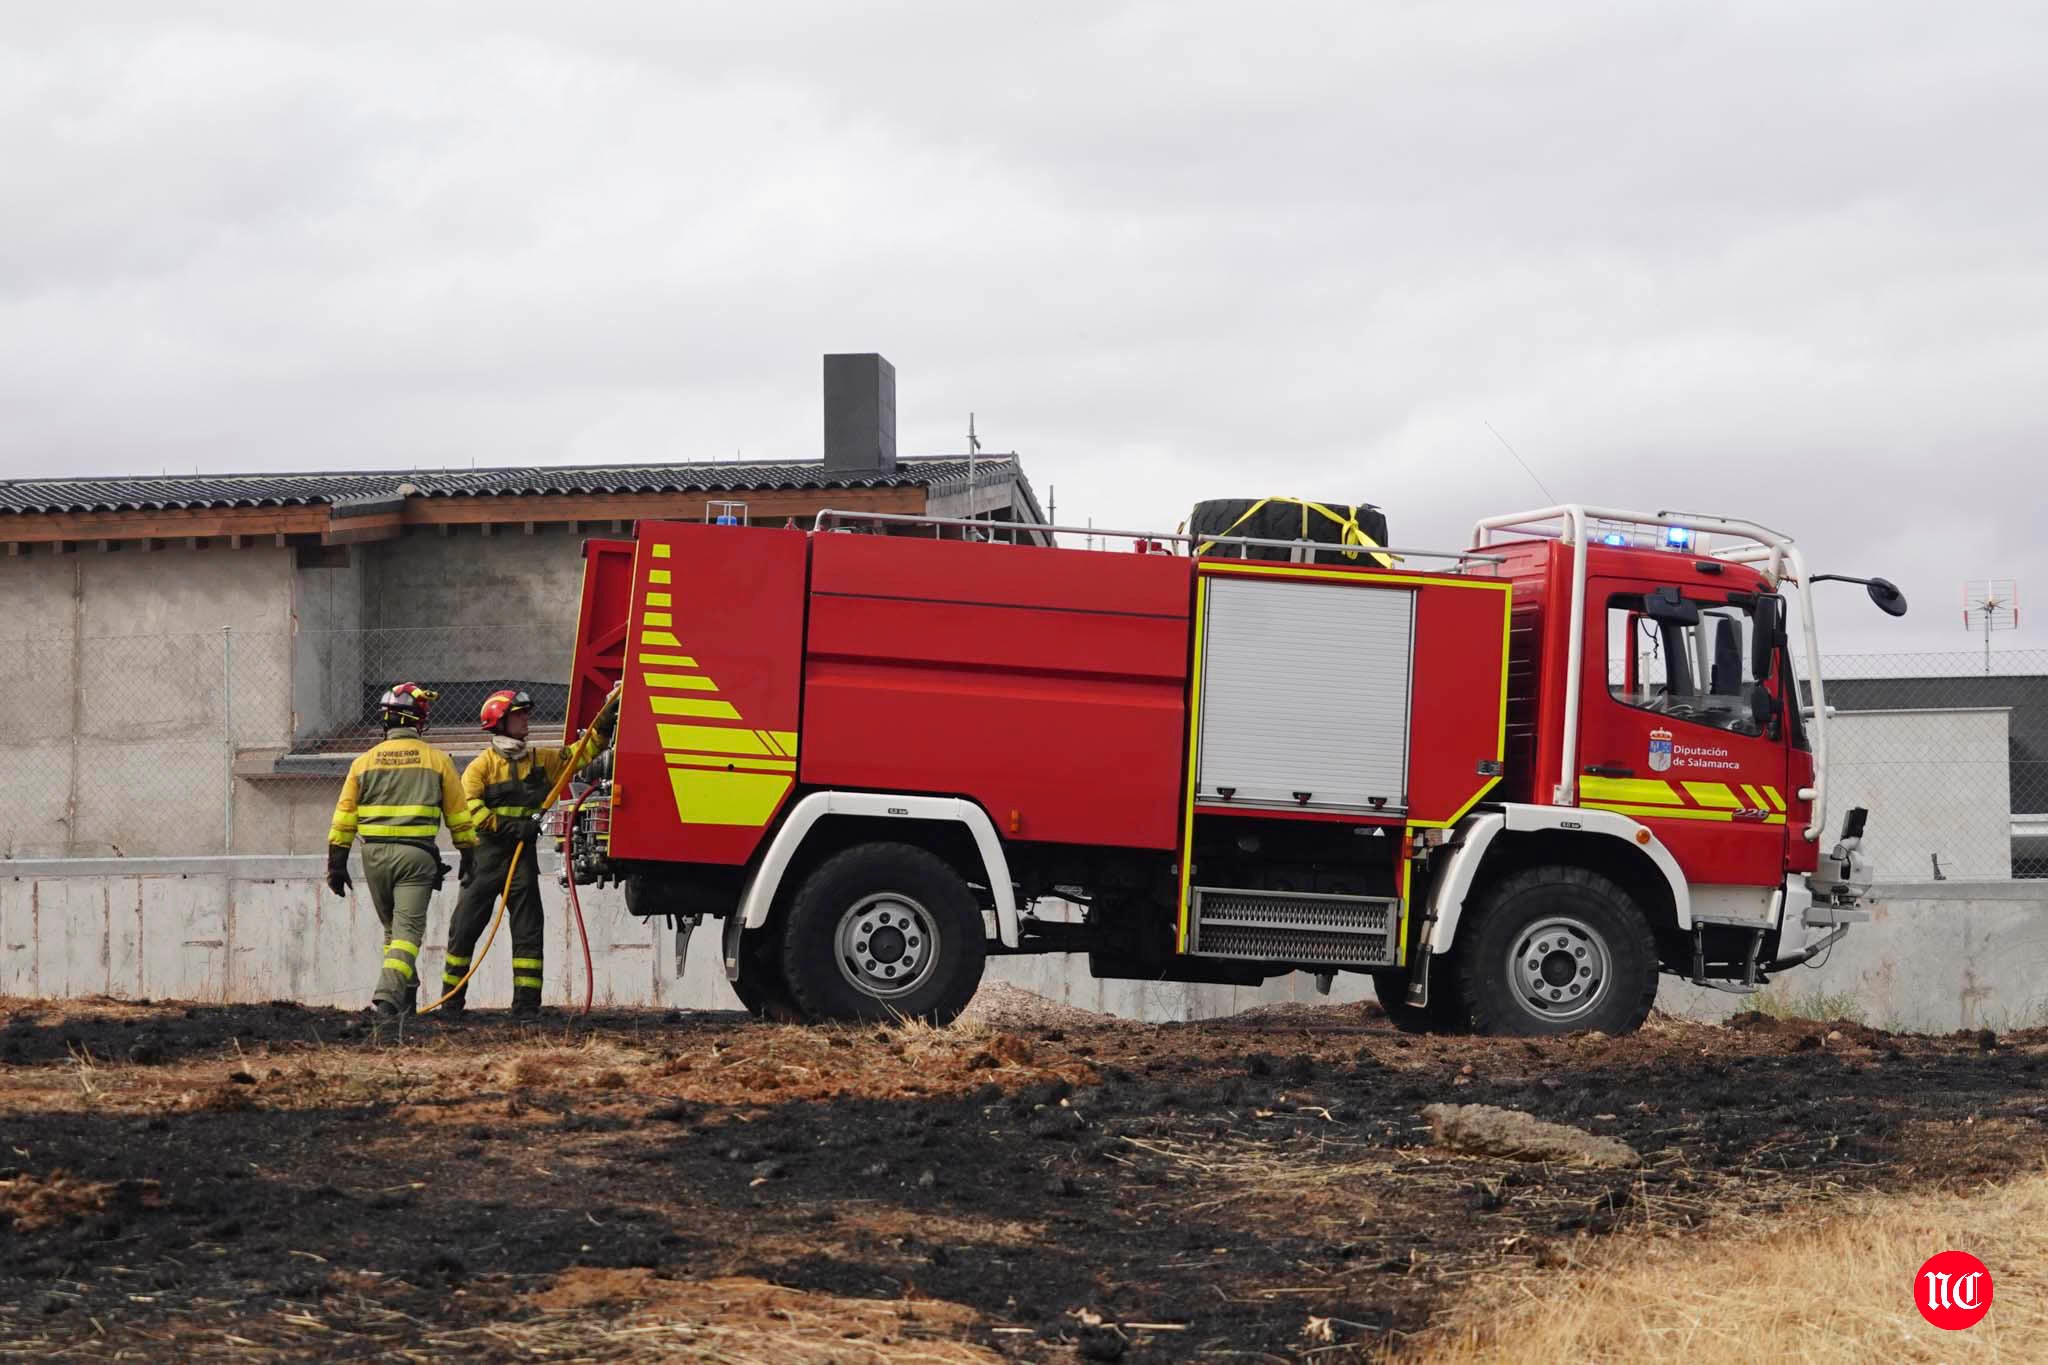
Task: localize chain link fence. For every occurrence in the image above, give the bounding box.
[1809,649,2047,881]
[1,628,2041,877]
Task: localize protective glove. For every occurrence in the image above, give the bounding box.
[458,845,478,887]
[325,845,352,898]
[594,685,623,738]
[504,816,541,844]
[432,859,450,891]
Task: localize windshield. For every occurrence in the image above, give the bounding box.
[1606,592,1771,738]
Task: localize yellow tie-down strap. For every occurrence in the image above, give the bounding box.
[1194,496,1393,567]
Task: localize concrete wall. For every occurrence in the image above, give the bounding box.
[7,858,2040,1034]
[0,545,296,859]
[1828,708,2012,881]
[357,525,585,682]
[0,529,610,861]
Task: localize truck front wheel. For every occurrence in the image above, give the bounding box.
[1458,866,1658,1036]
[781,842,988,1024]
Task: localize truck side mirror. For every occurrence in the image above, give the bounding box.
[1866,578,1908,617]
[1750,594,1782,678]
[1747,682,1779,738]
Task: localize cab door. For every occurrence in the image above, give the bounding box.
[1577,581,1790,889]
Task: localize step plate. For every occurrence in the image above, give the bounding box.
[1189,887,1398,967]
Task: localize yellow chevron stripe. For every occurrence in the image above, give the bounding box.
[643,672,717,691]
[641,630,683,648]
[657,724,774,756]
[1741,783,1767,809]
[649,569,672,584]
[1682,782,1742,809]
[637,653,698,668]
[644,612,673,626]
[647,592,672,607]
[667,754,797,773]
[1584,801,1786,825]
[652,544,671,559]
[1580,776,1682,805]
[1763,785,1787,811]
[650,696,742,719]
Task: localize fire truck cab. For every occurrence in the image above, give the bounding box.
[557,502,1897,1035]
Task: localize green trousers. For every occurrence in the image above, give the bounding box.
[361,841,440,1011]
[441,835,546,1010]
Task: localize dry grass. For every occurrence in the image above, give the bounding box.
[511,1269,1001,1363]
[1413,1169,2048,1362]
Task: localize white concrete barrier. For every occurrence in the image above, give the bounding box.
[3,858,2043,1033]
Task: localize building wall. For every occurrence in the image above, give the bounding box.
[0,545,296,859]
[1825,708,2012,880]
[357,524,587,682]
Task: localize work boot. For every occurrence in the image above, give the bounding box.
[511,986,544,1019]
[368,999,400,1018]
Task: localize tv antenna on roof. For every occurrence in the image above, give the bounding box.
[966,413,983,541]
[1963,579,2020,675]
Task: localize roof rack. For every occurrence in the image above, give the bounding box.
[810,509,1502,564]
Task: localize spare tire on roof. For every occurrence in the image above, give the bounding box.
[1189,497,1390,565]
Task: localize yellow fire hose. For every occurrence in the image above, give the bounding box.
[418,758,581,1015]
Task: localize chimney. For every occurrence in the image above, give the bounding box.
[823,353,897,474]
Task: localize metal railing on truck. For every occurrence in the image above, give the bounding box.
[809,509,1507,567]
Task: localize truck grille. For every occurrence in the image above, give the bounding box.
[1189,888,1398,967]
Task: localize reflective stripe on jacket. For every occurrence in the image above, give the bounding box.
[329,734,479,849]
[462,724,610,835]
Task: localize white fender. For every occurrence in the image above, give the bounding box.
[736,791,1020,948]
[1421,803,1691,954]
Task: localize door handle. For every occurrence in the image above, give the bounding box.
[1583,764,1635,778]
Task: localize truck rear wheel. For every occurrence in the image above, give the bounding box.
[781,842,987,1024]
[731,926,802,1021]
[1458,866,1658,1036]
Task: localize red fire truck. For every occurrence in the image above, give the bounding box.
[555,503,1904,1035]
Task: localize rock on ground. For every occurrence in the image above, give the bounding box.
[1422,1103,1641,1168]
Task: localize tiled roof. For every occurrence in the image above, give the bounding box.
[0,456,1017,516]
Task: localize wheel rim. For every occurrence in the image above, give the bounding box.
[834,892,941,1001]
[1506,915,1611,1024]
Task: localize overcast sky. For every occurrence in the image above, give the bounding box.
[4,3,2042,654]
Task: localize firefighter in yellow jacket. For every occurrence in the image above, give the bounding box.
[438,686,621,1017]
[325,684,479,1016]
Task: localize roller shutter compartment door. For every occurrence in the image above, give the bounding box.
[1196,577,1413,813]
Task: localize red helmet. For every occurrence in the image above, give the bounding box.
[379,683,438,731]
[479,689,535,733]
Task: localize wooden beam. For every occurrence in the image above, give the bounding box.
[0,503,331,545]
[321,512,404,547]
[0,482,938,547]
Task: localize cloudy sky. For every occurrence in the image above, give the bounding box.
[4,3,2042,653]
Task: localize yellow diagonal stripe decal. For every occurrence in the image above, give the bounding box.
[651,696,742,719]
[637,653,698,668]
[1764,786,1786,811]
[1580,776,1681,805]
[643,673,718,691]
[657,724,774,756]
[1682,782,1742,809]
[1584,801,1786,825]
